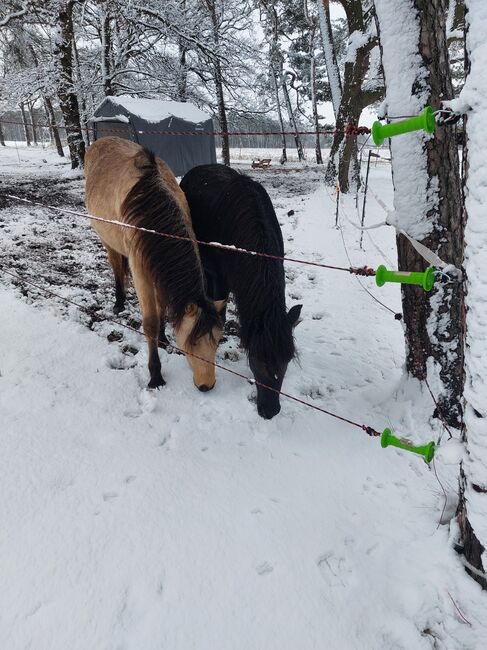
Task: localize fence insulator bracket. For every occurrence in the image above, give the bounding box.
[375,265,435,291]
[381,428,435,463]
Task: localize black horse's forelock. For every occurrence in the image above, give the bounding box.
[244,300,296,375]
[121,149,218,341]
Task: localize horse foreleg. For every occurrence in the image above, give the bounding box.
[130,260,165,388]
[105,245,128,314]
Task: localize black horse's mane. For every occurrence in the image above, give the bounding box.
[121,150,220,344]
[213,172,296,373]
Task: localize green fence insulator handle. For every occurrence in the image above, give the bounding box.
[375,265,435,291]
[372,106,436,146]
[381,428,435,463]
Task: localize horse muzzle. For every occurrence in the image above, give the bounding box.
[195,381,216,392]
[257,399,281,420]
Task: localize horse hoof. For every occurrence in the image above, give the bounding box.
[114,302,125,315]
[148,377,166,389]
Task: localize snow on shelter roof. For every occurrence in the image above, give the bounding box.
[103,95,211,124]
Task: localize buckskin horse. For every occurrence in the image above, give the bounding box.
[180,164,302,419]
[85,137,222,391]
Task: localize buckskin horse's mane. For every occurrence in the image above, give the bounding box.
[121,149,220,344]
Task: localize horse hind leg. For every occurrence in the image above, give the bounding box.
[105,245,128,314]
[130,259,166,388]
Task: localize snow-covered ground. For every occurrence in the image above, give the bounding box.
[0,144,486,649]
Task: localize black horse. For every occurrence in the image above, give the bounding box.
[180,164,302,419]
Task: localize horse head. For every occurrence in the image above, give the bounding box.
[175,300,224,391]
[248,304,302,419]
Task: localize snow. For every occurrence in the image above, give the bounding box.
[100,95,212,124]
[460,0,487,553]
[345,30,371,64]
[92,114,130,123]
[1,145,487,648]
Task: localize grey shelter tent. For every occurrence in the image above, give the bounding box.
[91,96,217,177]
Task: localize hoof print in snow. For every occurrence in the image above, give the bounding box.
[256,562,274,576]
[124,475,136,484]
[122,344,139,356]
[107,330,123,343]
[300,384,323,399]
[223,349,240,362]
[103,492,119,501]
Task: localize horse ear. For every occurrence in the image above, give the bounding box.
[287,304,302,327]
[185,303,198,317]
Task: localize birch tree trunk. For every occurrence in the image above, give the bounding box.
[54,0,85,168]
[457,0,487,591]
[374,0,465,427]
[317,0,342,118]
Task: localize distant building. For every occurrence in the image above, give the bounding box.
[90,95,216,177]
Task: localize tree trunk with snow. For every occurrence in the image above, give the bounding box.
[177,44,188,101]
[324,0,373,192]
[176,0,189,101]
[304,6,323,165]
[204,0,230,166]
[54,0,85,168]
[19,102,31,146]
[317,0,342,118]
[72,35,91,147]
[263,2,288,164]
[44,96,64,158]
[374,0,465,427]
[100,4,113,96]
[214,62,230,166]
[281,73,305,162]
[456,0,487,591]
[272,69,288,164]
[27,102,38,146]
[310,48,323,165]
[0,121,5,146]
